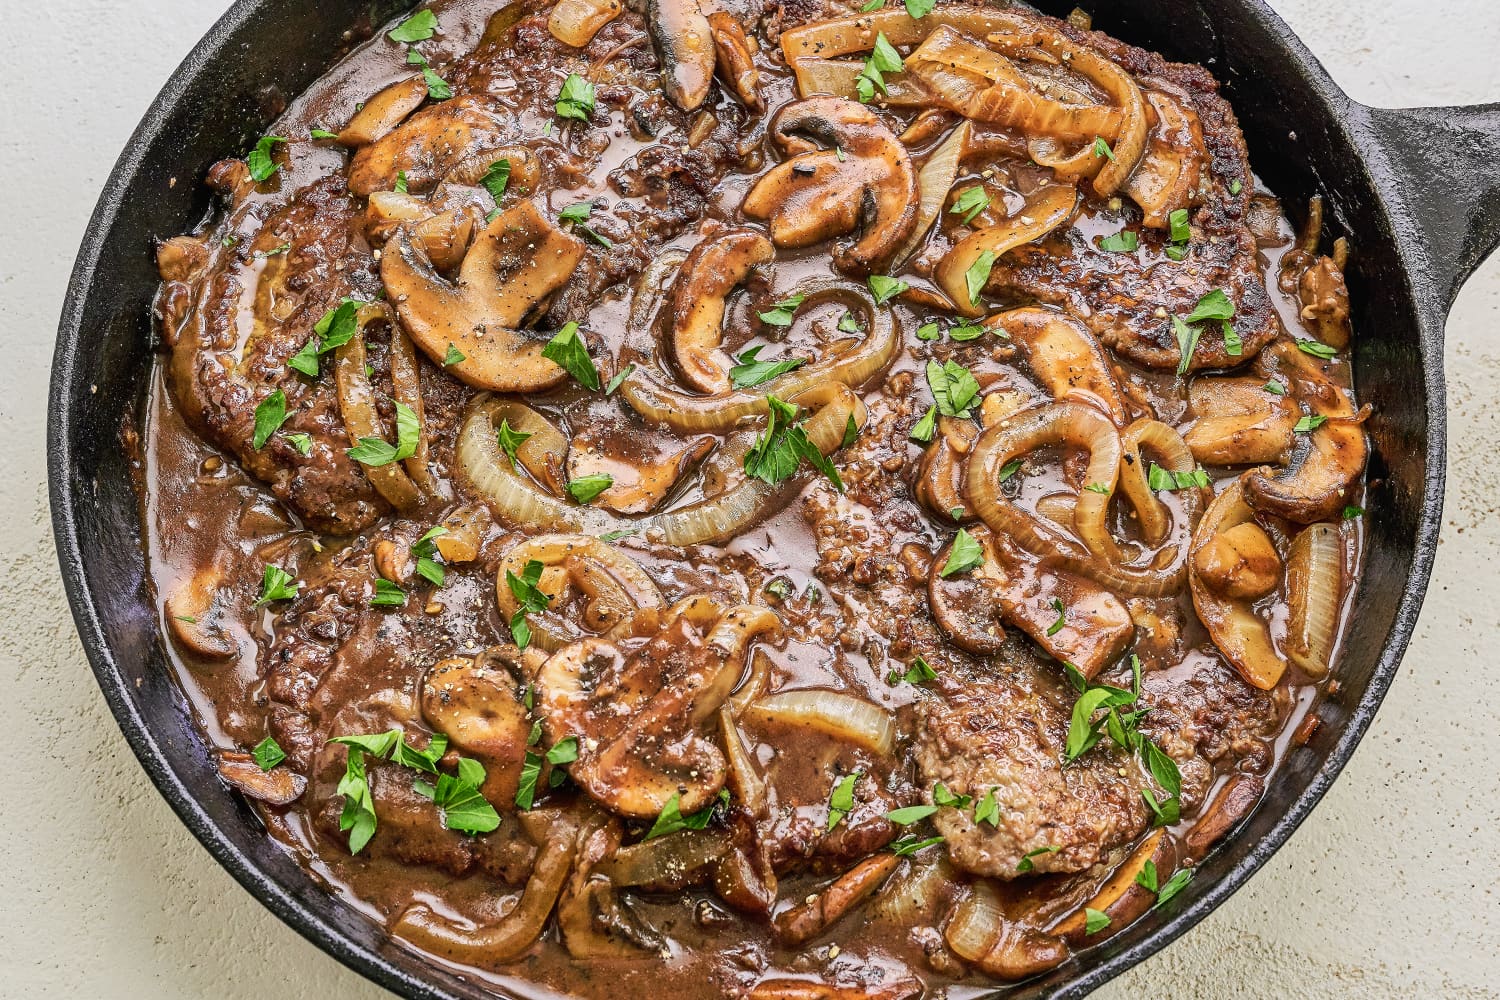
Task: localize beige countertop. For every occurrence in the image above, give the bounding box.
[3,1,1497,995]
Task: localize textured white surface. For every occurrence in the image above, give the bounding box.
[2,1,1497,996]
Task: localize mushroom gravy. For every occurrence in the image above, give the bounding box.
[138,0,1367,996]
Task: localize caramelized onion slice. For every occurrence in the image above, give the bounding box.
[945,883,1069,980]
[337,75,427,148]
[621,279,895,433]
[937,185,1079,316]
[1188,476,1287,690]
[791,57,931,105]
[1052,829,1174,944]
[548,0,622,47]
[1285,522,1342,678]
[893,120,970,267]
[595,830,731,887]
[393,810,579,965]
[1117,418,1204,546]
[458,395,607,533]
[746,690,893,756]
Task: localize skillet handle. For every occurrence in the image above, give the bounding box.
[1363,103,1500,311]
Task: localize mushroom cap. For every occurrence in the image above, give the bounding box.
[381,199,584,391]
[646,0,716,112]
[742,97,919,277]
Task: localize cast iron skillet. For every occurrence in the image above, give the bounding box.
[47,0,1500,996]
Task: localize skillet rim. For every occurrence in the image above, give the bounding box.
[46,0,1449,997]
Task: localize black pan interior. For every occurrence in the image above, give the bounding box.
[47,1,1446,997]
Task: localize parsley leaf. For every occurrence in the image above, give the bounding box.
[393,170,408,194]
[1168,208,1192,245]
[886,803,939,824]
[310,127,339,140]
[1183,289,1235,324]
[442,343,466,366]
[964,250,996,307]
[567,473,614,504]
[887,655,938,686]
[1147,463,1210,490]
[335,748,378,853]
[481,158,510,205]
[1264,380,1287,396]
[940,528,984,577]
[926,359,980,417]
[246,135,287,182]
[411,526,448,587]
[371,579,406,608]
[388,8,438,42]
[826,772,860,831]
[1016,845,1060,873]
[932,782,972,810]
[1172,317,1202,376]
[1297,339,1338,359]
[1100,229,1139,253]
[605,362,635,396]
[1092,136,1116,161]
[255,565,299,606]
[282,432,312,456]
[542,322,600,390]
[496,418,532,468]
[744,395,843,491]
[646,788,729,840]
[419,770,501,834]
[515,749,543,809]
[757,294,806,327]
[1343,505,1364,519]
[252,389,289,449]
[346,401,420,466]
[892,834,944,855]
[1084,908,1112,934]
[555,73,597,121]
[868,273,909,305]
[916,321,941,342]
[909,406,938,443]
[1153,868,1194,909]
[252,737,286,771]
[904,0,935,16]
[1295,414,1327,433]
[973,788,1000,826]
[855,32,904,103]
[838,311,863,333]
[506,559,550,649]
[730,345,806,388]
[949,186,990,226]
[1046,597,1067,637]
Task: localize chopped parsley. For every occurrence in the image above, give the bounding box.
[973,787,1000,826]
[1016,845,1060,873]
[558,200,611,247]
[414,764,502,834]
[555,73,597,122]
[838,311,863,333]
[282,432,312,456]
[826,771,861,830]
[371,579,407,608]
[887,655,938,686]
[252,737,286,771]
[255,565,300,606]
[909,406,938,443]
[411,526,448,587]
[646,788,729,840]
[1147,463,1211,490]
[310,127,339,140]
[1174,288,1236,375]
[932,782,972,810]
[999,457,1024,482]
[904,0,935,16]
[949,186,990,226]
[886,803,939,824]
[388,8,438,42]
[567,473,614,504]
[405,49,451,100]
[542,322,601,390]
[743,395,844,491]
[926,359,980,417]
[1046,597,1066,637]
[1092,136,1116,161]
[1084,908,1112,934]
[605,363,636,396]
[1100,229,1139,253]
[1084,482,1112,495]
[1294,414,1327,434]
[729,345,806,388]
[1229,178,1244,195]
[1343,505,1364,519]
[855,32,904,103]
[940,527,984,578]
[868,273,909,305]
[246,135,287,182]
[1297,339,1338,359]
[442,343,466,366]
[506,558,550,649]
[892,834,945,856]
[964,250,997,308]
[1264,379,1287,396]
[916,321,941,342]
[480,158,511,220]
[757,293,806,327]
[393,170,408,194]
[252,389,289,450]
[496,418,532,468]
[346,401,420,466]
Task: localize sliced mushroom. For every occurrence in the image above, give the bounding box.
[1188,476,1287,690]
[1183,376,1299,467]
[1279,195,1352,349]
[494,534,665,652]
[348,96,514,197]
[1183,773,1264,860]
[1192,521,1281,600]
[1120,88,1205,229]
[536,602,775,819]
[165,564,237,659]
[1243,340,1366,524]
[557,811,667,958]
[647,0,716,112]
[217,750,306,806]
[381,200,585,390]
[420,649,538,803]
[987,307,1129,425]
[709,12,762,111]
[930,527,1132,678]
[663,228,774,393]
[337,75,428,148]
[1053,828,1176,944]
[773,853,899,946]
[742,97,919,276]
